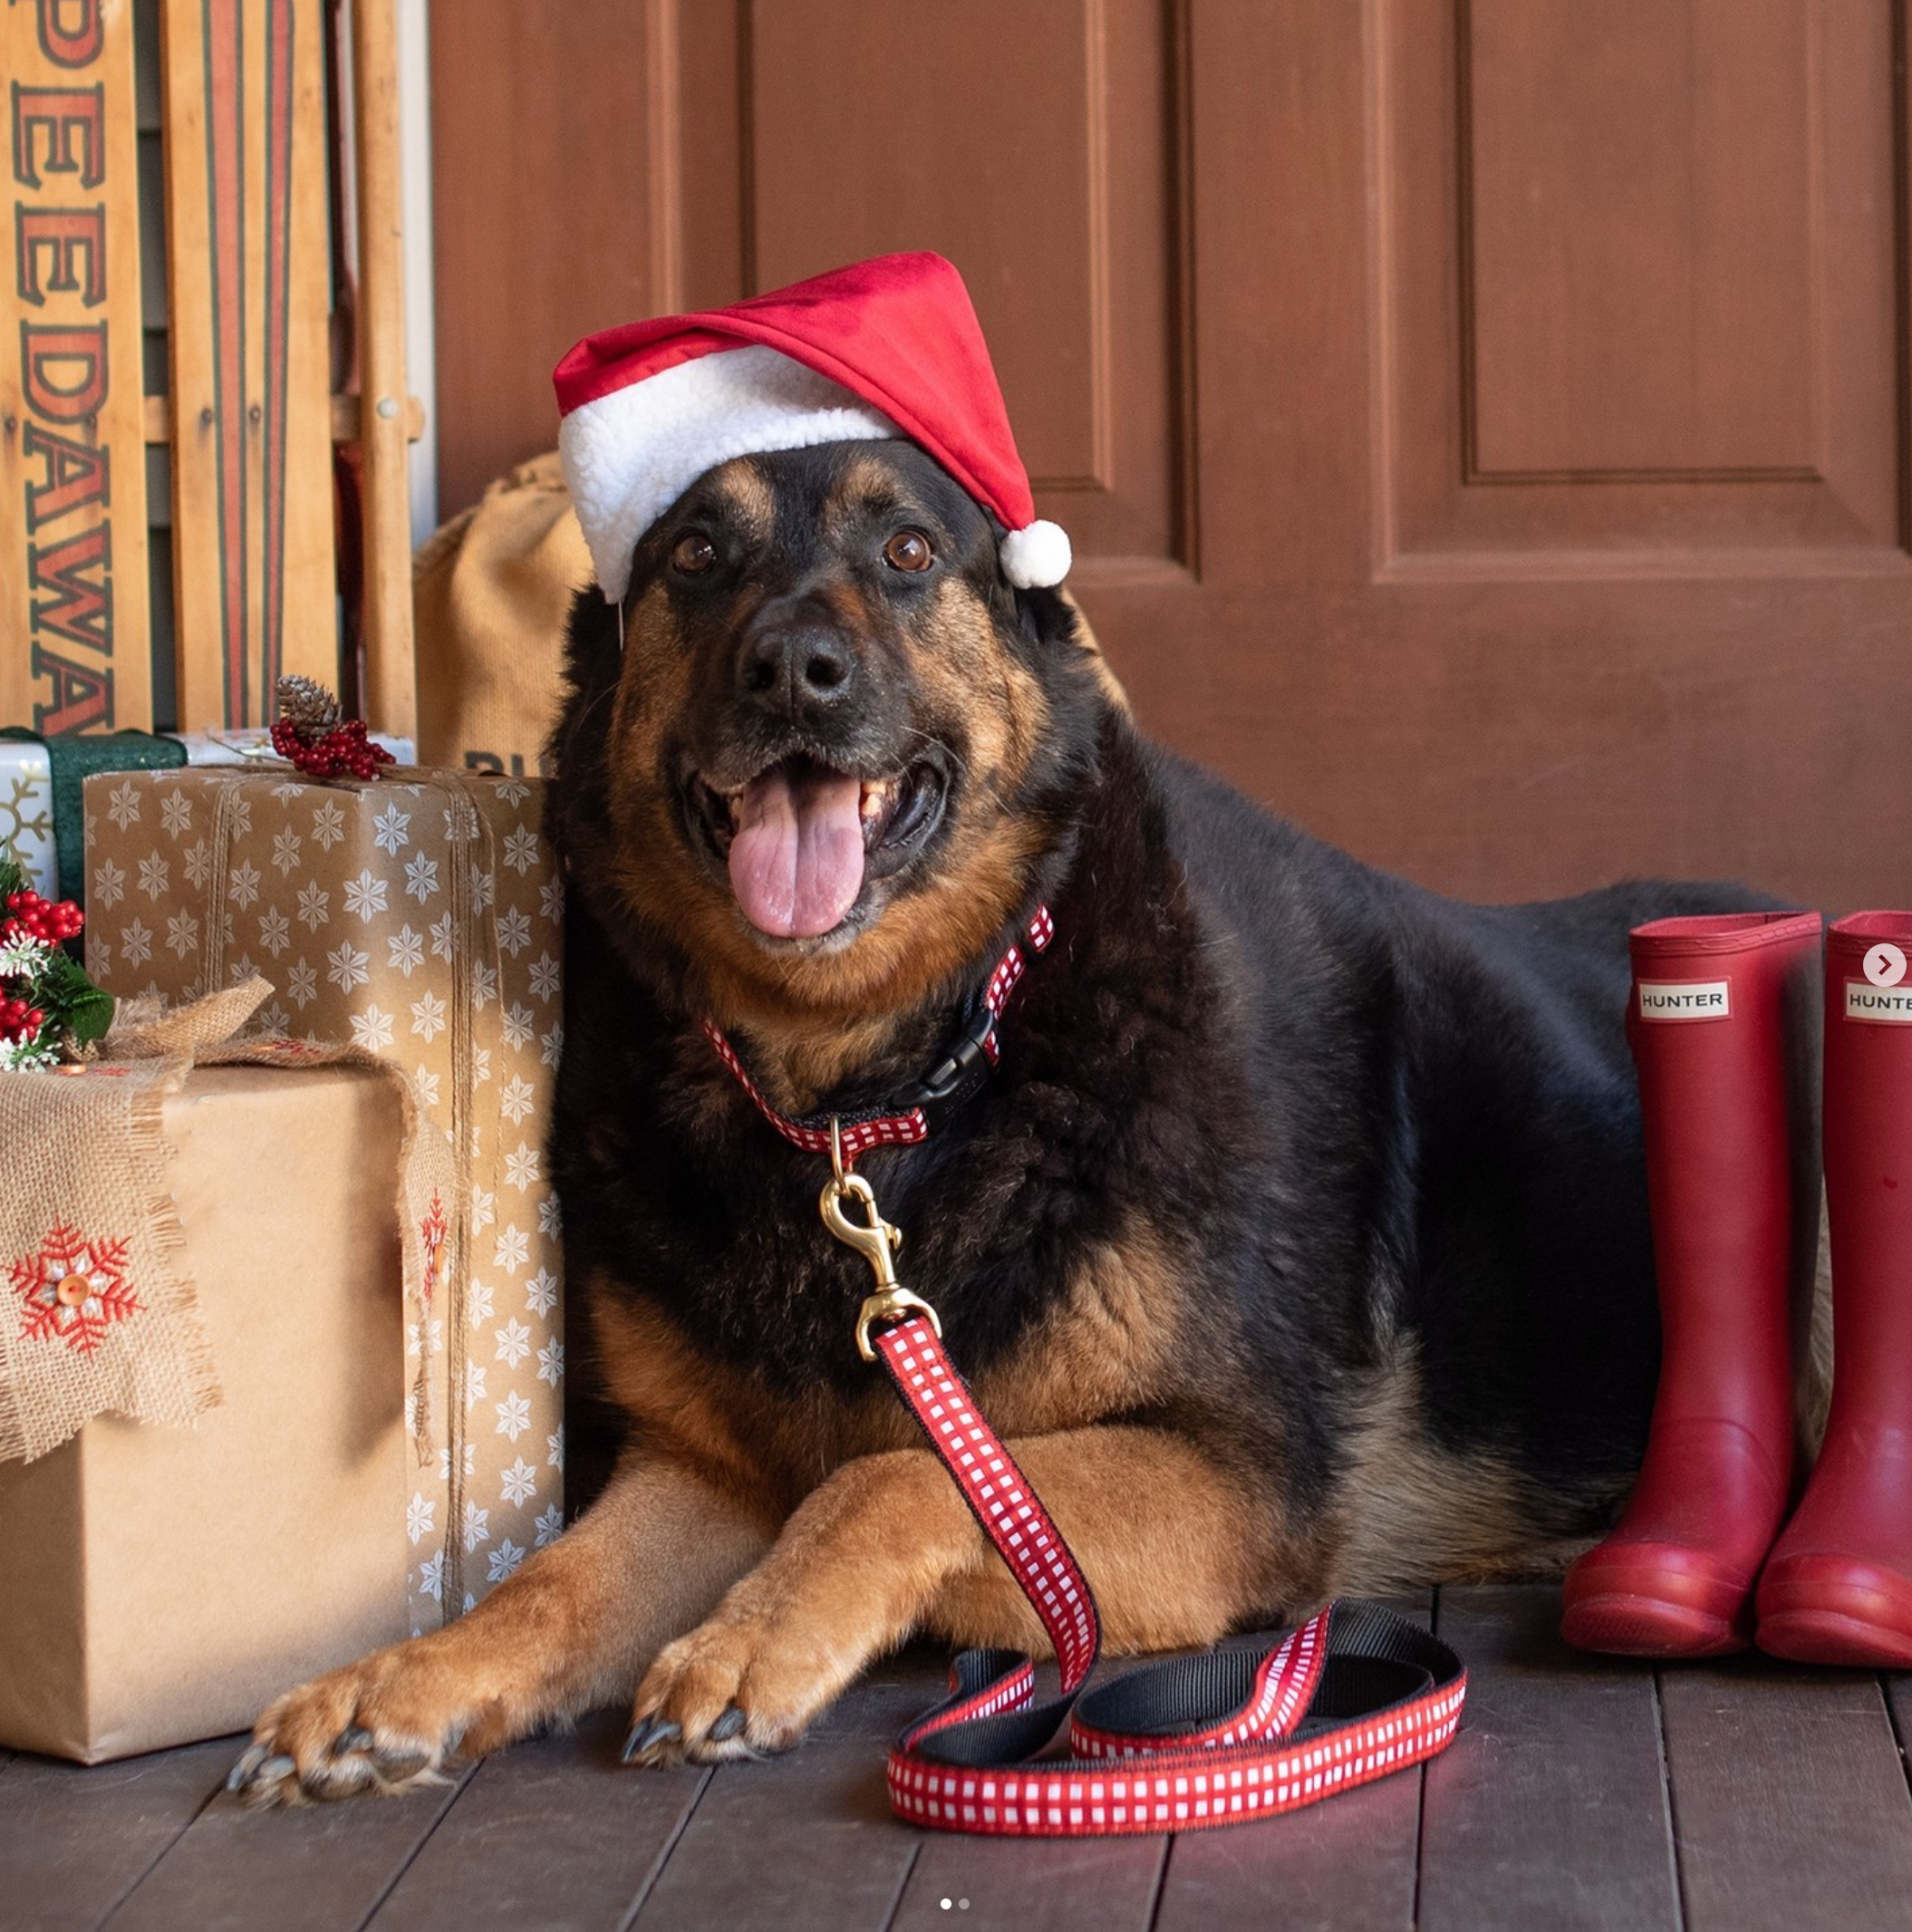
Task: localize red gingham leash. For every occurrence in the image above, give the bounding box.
[701,907,1055,1166]
[739,908,1467,1836]
[870,1315,1467,1836]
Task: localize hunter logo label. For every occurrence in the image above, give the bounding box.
[1,0,150,732]
[1846,983,1912,1024]
[1637,980,1732,1021]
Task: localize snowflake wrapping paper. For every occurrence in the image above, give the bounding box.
[82,767,565,1633]
[0,730,412,903]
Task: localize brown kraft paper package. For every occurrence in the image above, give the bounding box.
[0,1066,408,1763]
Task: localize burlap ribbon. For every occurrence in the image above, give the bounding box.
[0,978,451,1464]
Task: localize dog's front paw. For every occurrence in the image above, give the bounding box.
[623,1609,837,1768]
[228,1639,481,1806]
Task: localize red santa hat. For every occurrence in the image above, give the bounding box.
[552,252,1070,605]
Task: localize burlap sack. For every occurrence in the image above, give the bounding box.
[413,452,591,778]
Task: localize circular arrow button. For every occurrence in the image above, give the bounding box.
[1863,942,1907,989]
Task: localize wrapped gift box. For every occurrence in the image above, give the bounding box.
[0,729,414,904]
[0,1064,410,1763]
[82,768,564,1634]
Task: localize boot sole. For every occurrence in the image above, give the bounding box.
[1756,1607,1912,1667]
[1560,1591,1748,1658]
[1756,1560,1912,1666]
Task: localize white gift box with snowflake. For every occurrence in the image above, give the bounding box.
[82,766,564,1634]
[0,739,57,897]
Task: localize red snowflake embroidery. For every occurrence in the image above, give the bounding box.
[264,1038,325,1059]
[420,1193,448,1305]
[10,1224,141,1354]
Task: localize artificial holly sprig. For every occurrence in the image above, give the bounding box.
[0,856,113,1070]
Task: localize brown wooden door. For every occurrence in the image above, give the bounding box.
[430,0,1912,910]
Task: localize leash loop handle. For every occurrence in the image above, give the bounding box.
[871,1315,1467,1836]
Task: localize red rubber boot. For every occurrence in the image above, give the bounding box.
[1560,910,1823,1657]
[1756,912,1912,1666]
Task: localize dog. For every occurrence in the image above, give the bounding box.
[232,433,1782,1804]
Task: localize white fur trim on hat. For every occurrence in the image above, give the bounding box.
[558,343,899,603]
[999,518,1071,589]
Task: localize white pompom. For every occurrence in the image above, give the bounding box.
[999,519,1072,589]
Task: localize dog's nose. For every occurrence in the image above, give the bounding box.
[737,623,857,716]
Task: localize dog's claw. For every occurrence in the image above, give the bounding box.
[373,1747,432,1782]
[622,1716,681,1764]
[227,1743,268,1792]
[332,1725,375,1757]
[255,1753,297,1789]
[710,1705,748,1743]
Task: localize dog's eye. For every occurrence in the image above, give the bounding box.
[883,529,934,573]
[671,532,717,576]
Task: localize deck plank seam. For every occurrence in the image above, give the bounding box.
[93,1754,237,1932]
[346,1761,481,1932]
[1137,1826,1171,1931]
[615,1763,717,1930]
[1409,1583,1442,1932]
[1650,1666,1689,1932]
[1879,1672,1912,1810]
[876,1832,924,1931]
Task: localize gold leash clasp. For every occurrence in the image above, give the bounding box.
[821,1116,942,1362]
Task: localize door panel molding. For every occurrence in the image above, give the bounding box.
[1375,0,1907,572]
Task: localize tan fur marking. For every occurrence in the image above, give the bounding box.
[1331,1356,1566,1589]
[973,1212,1183,1435]
[710,459,777,543]
[821,449,911,543]
[590,1283,916,1512]
[923,1427,1289,1652]
[1059,588,1131,713]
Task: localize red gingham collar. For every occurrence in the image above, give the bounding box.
[701,905,1054,1166]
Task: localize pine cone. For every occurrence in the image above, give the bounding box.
[275,674,341,736]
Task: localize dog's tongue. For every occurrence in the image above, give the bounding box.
[728,763,866,938]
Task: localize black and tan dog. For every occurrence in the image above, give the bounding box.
[234,437,1762,1802]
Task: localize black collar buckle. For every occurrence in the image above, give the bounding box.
[913,999,999,1132]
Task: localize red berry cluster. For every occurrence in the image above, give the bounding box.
[269,716,396,780]
[0,994,46,1043]
[4,888,84,946]
[0,892,77,1046]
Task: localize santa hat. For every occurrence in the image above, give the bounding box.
[552,253,1070,604]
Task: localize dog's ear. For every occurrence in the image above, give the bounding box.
[1003,579,1132,716]
[564,582,623,676]
[547,584,625,786]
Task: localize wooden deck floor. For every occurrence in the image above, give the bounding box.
[8,1585,1912,1932]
